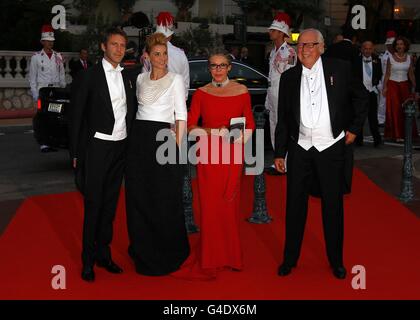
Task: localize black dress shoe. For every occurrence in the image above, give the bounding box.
[81,266,95,282]
[96,259,123,274]
[277,263,296,277]
[332,266,347,279]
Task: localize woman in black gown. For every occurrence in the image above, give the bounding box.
[125,32,189,276]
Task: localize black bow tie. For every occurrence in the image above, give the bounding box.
[363,58,372,63]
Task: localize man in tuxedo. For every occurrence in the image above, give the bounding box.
[70,48,92,80]
[274,29,367,279]
[355,41,383,147]
[69,27,137,282]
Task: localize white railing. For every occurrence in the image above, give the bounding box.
[0,50,79,88]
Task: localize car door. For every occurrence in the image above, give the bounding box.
[229,61,268,107]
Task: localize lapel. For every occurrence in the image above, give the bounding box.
[372,58,381,84]
[292,63,302,125]
[121,70,132,110]
[321,56,336,123]
[96,62,114,117]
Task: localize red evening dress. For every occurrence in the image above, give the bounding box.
[384,54,417,140]
[172,89,255,279]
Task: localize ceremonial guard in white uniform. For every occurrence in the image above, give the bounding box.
[265,13,296,174]
[29,25,66,100]
[29,24,66,152]
[142,12,190,99]
[378,30,396,125]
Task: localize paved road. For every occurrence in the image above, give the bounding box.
[0,127,75,203]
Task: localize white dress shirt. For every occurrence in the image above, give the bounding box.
[362,56,375,93]
[298,58,345,152]
[136,72,187,124]
[94,58,127,141]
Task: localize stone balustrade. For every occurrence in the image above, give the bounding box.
[0,50,79,88]
[0,50,78,118]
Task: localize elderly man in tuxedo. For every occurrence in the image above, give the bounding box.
[274,29,367,279]
[354,40,383,147]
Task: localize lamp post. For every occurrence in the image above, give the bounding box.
[399,99,417,203]
[248,105,272,224]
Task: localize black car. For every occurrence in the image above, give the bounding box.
[187,58,268,107]
[33,59,269,149]
[33,86,71,148]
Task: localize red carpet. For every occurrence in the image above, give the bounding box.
[0,169,419,300]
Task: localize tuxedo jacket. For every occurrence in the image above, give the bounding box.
[274,56,368,159]
[69,62,137,162]
[355,55,383,92]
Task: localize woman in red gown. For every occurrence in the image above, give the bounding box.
[383,36,417,141]
[177,50,255,278]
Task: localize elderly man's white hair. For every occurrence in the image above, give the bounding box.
[298,28,325,53]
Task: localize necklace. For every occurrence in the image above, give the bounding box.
[395,53,406,61]
[211,77,229,88]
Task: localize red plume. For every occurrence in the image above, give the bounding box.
[41,24,54,33]
[274,12,291,26]
[386,30,396,38]
[156,12,174,26]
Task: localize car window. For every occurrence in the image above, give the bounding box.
[189,61,211,89]
[230,63,268,88]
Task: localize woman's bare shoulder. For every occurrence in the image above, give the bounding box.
[230,81,248,94]
[198,83,212,93]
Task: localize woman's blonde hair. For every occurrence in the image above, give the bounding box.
[145,32,168,54]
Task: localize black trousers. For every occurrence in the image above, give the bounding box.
[356,91,381,144]
[82,137,126,267]
[283,139,345,268]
